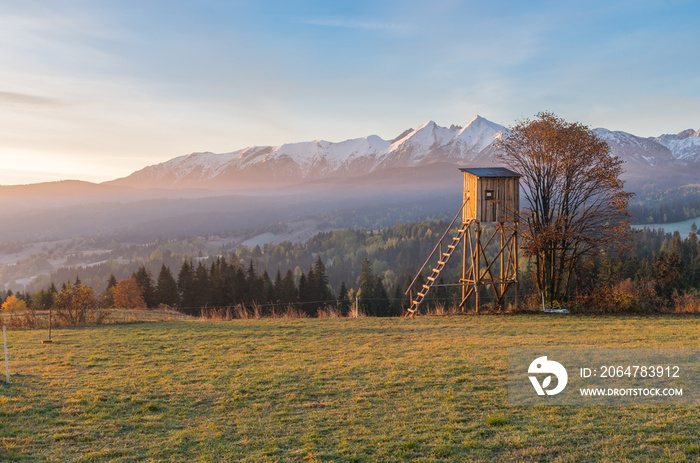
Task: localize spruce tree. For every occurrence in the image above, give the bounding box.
[273,270,283,302]
[246,260,263,304]
[133,266,156,308]
[232,267,248,305]
[338,281,349,316]
[280,269,297,304]
[209,258,228,307]
[194,262,211,308]
[372,275,389,316]
[155,264,179,308]
[178,261,197,308]
[261,270,274,305]
[313,256,333,302]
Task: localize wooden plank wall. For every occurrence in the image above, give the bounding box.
[463,173,519,223]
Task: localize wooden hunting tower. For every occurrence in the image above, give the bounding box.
[406,167,521,315]
[462,167,520,223]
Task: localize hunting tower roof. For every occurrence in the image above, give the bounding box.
[459,167,521,178]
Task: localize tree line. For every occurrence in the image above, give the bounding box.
[2,224,700,317]
[1,253,405,318]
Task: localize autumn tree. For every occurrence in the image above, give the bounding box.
[499,112,633,307]
[55,283,99,324]
[1,294,27,313]
[113,278,146,309]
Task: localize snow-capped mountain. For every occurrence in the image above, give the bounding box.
[652,129,700,163]
[109,116,695,190]
[110,116,506,188]
[592,128,678,166]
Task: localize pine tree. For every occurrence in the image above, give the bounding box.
[178,261,197,308]
[209,257,234,307]
[305,263,318,304]
[101,274,119,308]
[391,282,404,316]
[338,281,349,316]
[273,270,283,302]
[654,251,686,299]
[133,266,156,308]
[372,275,389,316]
[194,262,211,308]
[232,267,248,305]
[246,260,262,304]
[298,272,311,314]
[155,264,179,307]
[280,269,297,304]
[261,270,274,305]
[313,256,334,302]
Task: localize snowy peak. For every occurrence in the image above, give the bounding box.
[652,129,700,162]
[592,128,677,166]
[453,115,506,153]
[465,115,506,133]
[108,117,698,190]
[379,116,505,166]
[677,129,700,139]
[390,120,457,150]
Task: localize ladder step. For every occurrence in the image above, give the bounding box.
[447,244,457,249]
[427,276,436,282]
[422,284,431,290]
[432,268,442,273]
[412,300,421,306]
[437,260,447,265]
[442,252,452,258]
[417,292,426,298]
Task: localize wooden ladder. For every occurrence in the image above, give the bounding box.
[405,203,467,316]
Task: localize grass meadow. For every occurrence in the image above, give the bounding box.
[2,315,700,462]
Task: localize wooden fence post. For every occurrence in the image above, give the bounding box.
[3,325,9,384]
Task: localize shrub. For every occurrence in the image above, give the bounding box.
[1,295,27,313]
[673,290,700,313]
[570,278,663,313]
[55,284,99,325]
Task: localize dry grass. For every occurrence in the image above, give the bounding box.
[2,315,700,461]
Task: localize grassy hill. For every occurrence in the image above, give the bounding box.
[2,315,700,461]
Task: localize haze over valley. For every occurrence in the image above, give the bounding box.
[2,115,699,293]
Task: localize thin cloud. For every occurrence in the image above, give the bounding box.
[0,91,61,107]
[301,17,405,31]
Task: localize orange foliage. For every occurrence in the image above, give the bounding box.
[113,278,146,309]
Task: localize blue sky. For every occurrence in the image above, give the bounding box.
[1,0,698,184]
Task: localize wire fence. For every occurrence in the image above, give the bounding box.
[0,290,526,329]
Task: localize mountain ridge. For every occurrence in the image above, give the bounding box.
[107,115,698,191]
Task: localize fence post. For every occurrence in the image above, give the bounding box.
[3,325,9,384]
[43,308,53,344]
